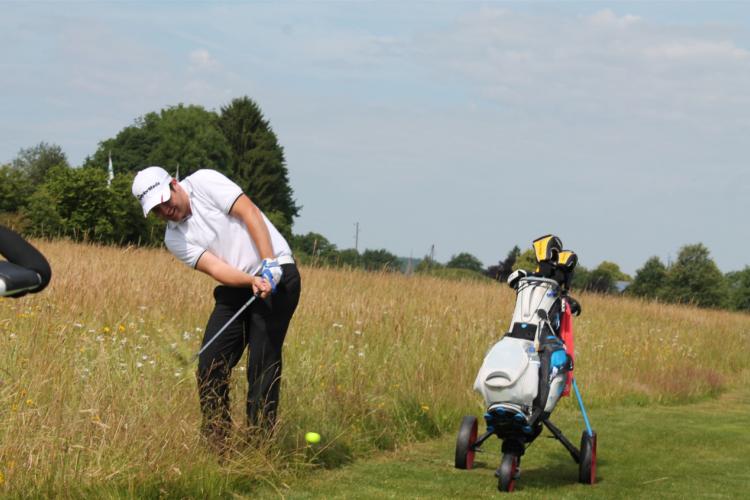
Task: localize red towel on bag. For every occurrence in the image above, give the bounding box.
[560,298,574,397]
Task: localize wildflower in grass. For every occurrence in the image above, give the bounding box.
[9,333,16,339]
[25,399,34,407]
[11,404,17,412]
[118,324,126,333]
[358,352,365,357]
[182,331,191,341]
[332,323,343,329]
[195,327,202,332]
[136,362,143,368]
[354,330,362,335]
[73,322,83,328]
[420,404,429,412]
[103,326,111,334]
[96,335,104,342]
[0,471,4,485]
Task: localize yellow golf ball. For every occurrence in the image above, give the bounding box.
[305,432,321,444]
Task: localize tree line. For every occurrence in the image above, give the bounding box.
[0,97,297,245]
[1,97,748,312]
[291,231,750,312]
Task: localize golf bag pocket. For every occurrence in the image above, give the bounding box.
[536,337,572,413]
[474,337,539,408]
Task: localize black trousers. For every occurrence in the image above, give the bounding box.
[197,263,301,436]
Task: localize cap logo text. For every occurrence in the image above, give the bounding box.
[137,182,160,201]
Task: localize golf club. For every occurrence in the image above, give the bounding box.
[191,292,260,362]
[189,253,282,363]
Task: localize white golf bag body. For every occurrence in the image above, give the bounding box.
[474,276,568,416]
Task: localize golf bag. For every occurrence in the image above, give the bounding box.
[474,235,579,426]
[456,235,596,491]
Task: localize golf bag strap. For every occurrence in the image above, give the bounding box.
[561,299,574,397]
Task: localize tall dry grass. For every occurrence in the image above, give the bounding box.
[1,239,748,496]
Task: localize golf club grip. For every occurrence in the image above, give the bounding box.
[0,225,52,297]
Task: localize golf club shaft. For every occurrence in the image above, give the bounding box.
[190,254,281,362]
[191,293,258,361]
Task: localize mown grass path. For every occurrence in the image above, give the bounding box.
[259,381,750,499]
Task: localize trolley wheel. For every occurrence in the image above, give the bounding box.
[497,453,519,492]
[454,416,478,469]
[578,430,597,484]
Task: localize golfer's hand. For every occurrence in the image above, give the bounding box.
[252,276,272,299]
[260,258,283,294]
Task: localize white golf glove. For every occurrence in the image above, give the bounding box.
[260,258,283,293]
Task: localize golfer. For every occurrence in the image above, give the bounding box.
[132,167,300,448]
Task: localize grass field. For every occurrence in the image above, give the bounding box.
[1,239,749,497]
[260,376,750,498]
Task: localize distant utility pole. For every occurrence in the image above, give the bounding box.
[430,244,435,262]
[354,222,359,252]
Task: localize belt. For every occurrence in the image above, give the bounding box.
[277,254,295,265]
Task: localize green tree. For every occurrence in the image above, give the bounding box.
[596,261,631,281]
[663,243,729,308]
[107,173,164,245]
[84,104,232,178]
[585,262,619,294]
[627,256,668,299]
[12,142,69,184]
[361,249,398,272]
[290,232,337,259]
[415,255,443,273]
[23,185,65,237]
[512,249,537,272]
[218,96,300,226]
[265,210,292,242]
[447,252,483,273]
[335,248,361,268]
[22,165,134,243]
[486,245,521,281]
[0,164,34,212]
[570,265,590,291]
[725,268,750,311]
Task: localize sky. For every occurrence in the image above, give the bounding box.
[1,1,748,275]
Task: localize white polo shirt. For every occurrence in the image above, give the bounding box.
[164,169,292,273]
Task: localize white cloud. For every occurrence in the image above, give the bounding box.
[586,9,641,28]
[188,48,220,72]
[644,40,749,61]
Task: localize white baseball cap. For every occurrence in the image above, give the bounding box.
[132,166,172,217]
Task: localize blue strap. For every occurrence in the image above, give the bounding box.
[572,378,594,437]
